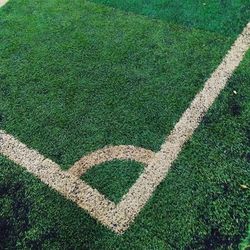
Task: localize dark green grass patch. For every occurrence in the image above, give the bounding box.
[0,178,30,249]
[0,0,233,169]
[0,157,107,249]
[82,160,144,203]
[90,0,250,36]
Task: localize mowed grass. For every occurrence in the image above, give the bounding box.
[0,0,250,249]
[90,0,250,36]
[0,0,233,168]
[82,160,144,203]
[1,55,250,248]
[241,225,250,250]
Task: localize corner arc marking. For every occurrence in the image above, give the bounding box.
[68,145,155,178]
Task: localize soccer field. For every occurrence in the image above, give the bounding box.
[0,0,250,249]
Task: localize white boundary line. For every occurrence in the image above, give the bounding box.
[0,0,8,8]
[0,20,249,233]
[116,23,250,229]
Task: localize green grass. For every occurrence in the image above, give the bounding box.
[0,0,233,169]
[0,0,250,249]
[241,224,250,249]
[82,160,144,203]
[90,0,250,36]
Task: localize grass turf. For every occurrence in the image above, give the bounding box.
[82,160,144,203]
[241,225,250,249]
[0,0,250,248]
[90,0,250,36]
[0,0,234,169]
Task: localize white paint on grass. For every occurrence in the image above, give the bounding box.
[0,0,8,8]
[68,145,155,178]
[0,21,250,233]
